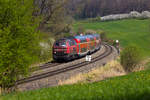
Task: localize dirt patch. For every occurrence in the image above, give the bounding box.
[59,59,126,85]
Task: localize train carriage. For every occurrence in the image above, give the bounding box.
[74,35,89,57]
[93,34,101,50]
[86,35,95,53]
[53,34,101,61]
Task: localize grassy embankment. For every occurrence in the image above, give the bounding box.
[1,19,150,100]
[74,19,150,58]
[1,70,150,100]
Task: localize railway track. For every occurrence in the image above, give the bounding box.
[17,44,113,85]
[30,62,62,72]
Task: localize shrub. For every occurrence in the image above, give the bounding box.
[39,38,55,62]
[96,16,101,21]
[100,32,108,42]
[77,25,85,35]
[86,16,101,22]
[120,45,142,72]
[85,29,96,34]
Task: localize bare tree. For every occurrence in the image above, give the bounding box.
[34,0,73,35]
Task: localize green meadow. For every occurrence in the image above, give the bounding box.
[1,70,150,100]
[74,19,150,57]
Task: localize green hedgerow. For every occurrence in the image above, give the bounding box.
[120,45,142,72]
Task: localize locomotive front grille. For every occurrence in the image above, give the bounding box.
[55,51,66,56]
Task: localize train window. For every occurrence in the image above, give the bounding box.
[72,40,76,45]
[90,37,94,41]
[68,40,71,46]
[55,42,59,46]
[80,39,84,43]
[80,38,86,43]
[83,38,87,42]
[68,40,76,46]
[55,40,66,46]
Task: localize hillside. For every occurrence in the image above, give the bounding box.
[74,19,150,58]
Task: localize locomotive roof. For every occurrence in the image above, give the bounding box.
[56,34,99,41]
[74,35,87,39]
[74,34,98,38]
[86,34,94,38]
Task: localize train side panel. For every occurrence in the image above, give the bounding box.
[74,36,88,57]
[52,34,101,61]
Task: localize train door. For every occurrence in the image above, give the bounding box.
[68,40,77,55]
[88,36,95,53]
[86,36,90,51]
[80,38,87,53]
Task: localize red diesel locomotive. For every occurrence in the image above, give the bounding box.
[53,34,101,61]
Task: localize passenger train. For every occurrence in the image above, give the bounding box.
[52,34,101,61]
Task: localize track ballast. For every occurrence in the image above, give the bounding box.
[17,43,113,85]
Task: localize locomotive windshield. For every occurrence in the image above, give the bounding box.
[55,40,66,46]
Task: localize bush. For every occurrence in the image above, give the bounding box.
[39,38,55,62]
[0,0,40,93]
[96,16,101,21]
[86,16,101,22]
[100,32,108,42]
[85,29,96,34]
[77,25,85,35]
[120,45,142,72]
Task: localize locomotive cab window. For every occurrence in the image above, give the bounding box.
[55,40,66,46]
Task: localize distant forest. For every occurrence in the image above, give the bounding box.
[67,0,150,18]
[33,0,150,35]
[35,0,150,19]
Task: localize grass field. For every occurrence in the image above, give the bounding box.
[1,70,150,100]
[74,19,150,58]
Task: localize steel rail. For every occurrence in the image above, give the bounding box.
[17,44,113,85]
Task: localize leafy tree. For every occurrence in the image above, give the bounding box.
[120,45,142,72]
[0,0,40,93]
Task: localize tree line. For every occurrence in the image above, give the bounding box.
[66,0,150,18]
[34,0,150,31]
